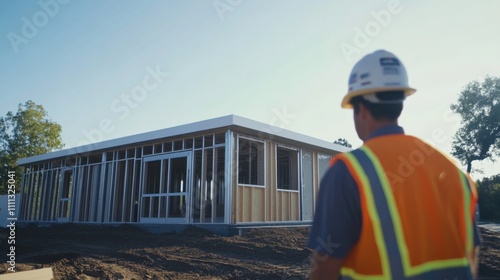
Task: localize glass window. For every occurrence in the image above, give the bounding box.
[127,149,135,158]
[106,152,113,161]
[238,138,264,185]
[276,147,298,190]
[184,138,193,149]
[169,157,187,193]
[89,153,102,164]
[163,142,172,153]
[117,150,126,159]
[194,137,203,149]
[215,133,225,144]
[143,146,153,155]
[144,160,161,194]
[154,144,162,154]
[204,135,213,147]
[173,140,183,151]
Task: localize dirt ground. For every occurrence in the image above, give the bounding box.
[0,224,499,279]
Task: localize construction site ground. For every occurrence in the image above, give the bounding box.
[0,224,499,279]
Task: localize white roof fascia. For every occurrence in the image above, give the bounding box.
[229,115,350,153]
[18,114,350,165]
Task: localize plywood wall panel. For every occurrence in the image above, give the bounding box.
[291,192,299,221]
[252,187,265,221]
[232,136,336,224]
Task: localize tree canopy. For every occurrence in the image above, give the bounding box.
[476,174,500,220]
[450,76,500,173]
[0,100,64,194]
[333,138,352,148]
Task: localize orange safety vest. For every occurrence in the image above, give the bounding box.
[330,134,477,279]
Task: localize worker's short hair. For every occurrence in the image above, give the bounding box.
[350,91,404,121]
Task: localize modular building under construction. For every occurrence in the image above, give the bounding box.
[18,115,348,233]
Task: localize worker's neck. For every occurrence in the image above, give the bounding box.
[363,120,398,142]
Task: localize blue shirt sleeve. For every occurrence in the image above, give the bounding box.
[307,160,362,259]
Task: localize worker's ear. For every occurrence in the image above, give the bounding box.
[358,102,370,121]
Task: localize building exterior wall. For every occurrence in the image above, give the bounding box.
[19,125,339,226]
[19,131,230,224]
[231,132,335,224]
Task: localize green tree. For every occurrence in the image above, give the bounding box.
[476,174,500,221]
[0,100,64,194]
[334,138,352,148]
[450,76,500,173]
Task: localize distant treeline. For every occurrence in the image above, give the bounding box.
[477,175,500,221]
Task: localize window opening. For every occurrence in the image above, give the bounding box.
[277,147,299,191]
[238,138,264,185]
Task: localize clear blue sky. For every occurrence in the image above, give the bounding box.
[1,0,499,178]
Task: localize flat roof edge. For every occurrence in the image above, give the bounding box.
[18,114,350,165]
[230,115,350,153]
[18,115,236,165]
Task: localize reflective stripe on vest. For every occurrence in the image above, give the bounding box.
[340,146,473,279]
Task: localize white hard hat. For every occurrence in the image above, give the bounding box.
[341,50,416,109]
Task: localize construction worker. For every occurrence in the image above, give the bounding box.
[308,50,480,279]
